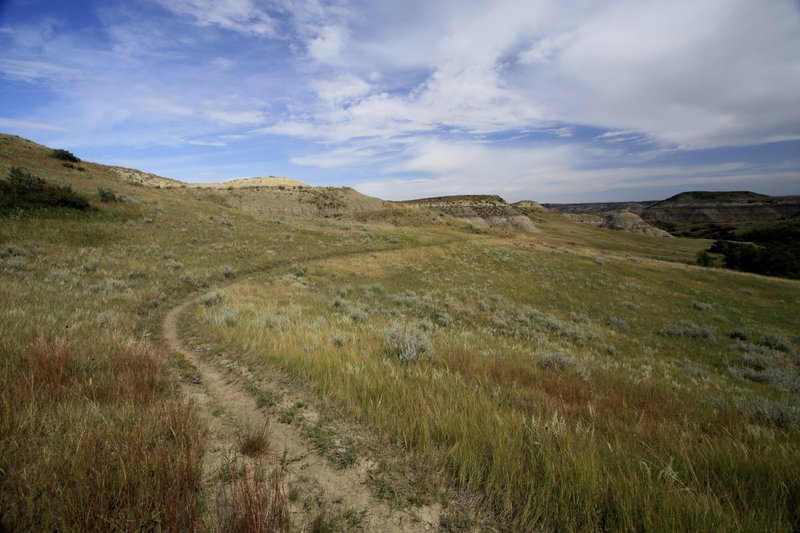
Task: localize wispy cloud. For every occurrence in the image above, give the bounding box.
[0,118,68,132]
[154,0,277,36]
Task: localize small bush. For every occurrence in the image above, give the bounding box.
[757,334,795,355]
[416,318,434,332]
[223,265,235,279]
[728,329,750,341]
[50,148,80,162]
[673,359,712,379]
[6,257,29,270]
[537,351,584,372]
[0,243,28,257]
[659,320,714,340]
[247,383,282,408]
[435,312,454,327]
[607,316,630,333]
[97,188,118,203]
[199,291,224,306]
[384,322,433,363]
[239,426,269,457]
[346,306,367,322]
[729,366,800,393]
[692,301,715,311]
[332,334,345,347]
[740,397,800,428]
[221,307,238,327]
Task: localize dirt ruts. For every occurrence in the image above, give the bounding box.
[162,257,443,531]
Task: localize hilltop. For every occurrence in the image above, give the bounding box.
[402,195,538,232]
[189,176,308,189]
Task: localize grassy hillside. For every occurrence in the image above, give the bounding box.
[0,134,453,529]
[2,133,799,531]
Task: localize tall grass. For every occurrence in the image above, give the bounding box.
[0,336,202,531]
[182,243,800,531]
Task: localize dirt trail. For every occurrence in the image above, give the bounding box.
[164,294,440,531]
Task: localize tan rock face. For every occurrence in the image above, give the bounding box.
[566,211,672,237]
[403,196,538,232]
[196,186,388,218]
[604,211,673,237]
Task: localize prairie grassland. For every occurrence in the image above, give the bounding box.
[1,134,463,528]
[182,236,800,531]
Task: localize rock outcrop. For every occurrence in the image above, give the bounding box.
[566,211,672,237]
[544,191,800,233]
[404,195,538,232]
[197,186,388,218]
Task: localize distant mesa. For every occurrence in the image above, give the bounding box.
[545,191,800,235]
[644,191,800,225]
[402,195,538,232]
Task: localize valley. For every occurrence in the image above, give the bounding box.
[1,133,799,531]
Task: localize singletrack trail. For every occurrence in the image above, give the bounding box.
[162,247,452,531]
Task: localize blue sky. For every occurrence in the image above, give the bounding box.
[1,0,799,202]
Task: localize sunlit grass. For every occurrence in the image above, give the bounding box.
[182,238,800,531]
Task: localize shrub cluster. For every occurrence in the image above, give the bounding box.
[50,148,80,162]
[384,322,433,363]
[659,320,714,340]
[97,187,118,203]
[1,167,89,210]
[700,225,800,279]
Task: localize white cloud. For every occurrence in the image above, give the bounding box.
[313,74,370,104]
[307,25,347,64]
[205,108,264,125]
[155,0,276,35]
[545,0,800,147]
[355,138,798,202]
[290,144,384,168]
[0,118,68,132]
[357,140,578,200]
[269,0,800,149]
[0,59,80,83]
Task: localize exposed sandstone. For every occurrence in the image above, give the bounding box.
[403,195,538,232]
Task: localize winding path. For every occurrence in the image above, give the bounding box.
[161,249,447,531]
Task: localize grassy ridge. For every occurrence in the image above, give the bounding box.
[181,238,800,531]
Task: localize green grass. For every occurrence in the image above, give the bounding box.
[3,132,799,531]
[1,133,455,529]
[181,236,800,531]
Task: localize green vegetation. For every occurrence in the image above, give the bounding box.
[706,226,800,278]
[1,166,90,211]
[50,148,81,163]
[2,132,799,531]
[181,236,800,531]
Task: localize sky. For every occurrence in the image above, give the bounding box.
[1,0,799,203]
